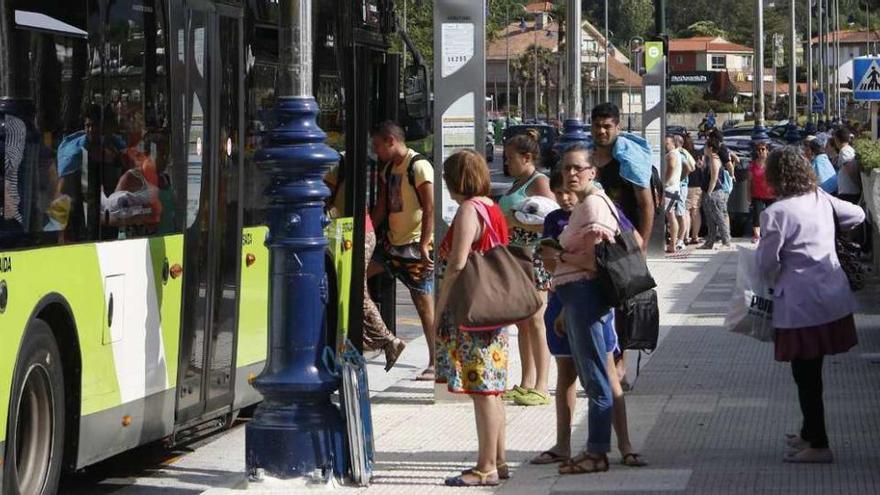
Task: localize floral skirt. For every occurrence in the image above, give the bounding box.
[774,314,858,362]
[435,310,509,395]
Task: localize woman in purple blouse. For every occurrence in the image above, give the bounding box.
[757,146,865,464]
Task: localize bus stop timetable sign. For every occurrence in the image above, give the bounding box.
[853,57,880,101]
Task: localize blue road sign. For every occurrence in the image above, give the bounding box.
[853,57,880,101]
[812,91,826,113]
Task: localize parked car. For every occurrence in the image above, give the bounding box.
[667,125,689,137]
[501,124,559,175]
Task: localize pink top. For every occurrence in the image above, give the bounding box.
[554,190,620,287]
[750,161,775,200]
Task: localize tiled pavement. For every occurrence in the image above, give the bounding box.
[59,245,880,494]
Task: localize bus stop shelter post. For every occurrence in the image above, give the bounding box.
[245,0,347,483]
[558,0,589,152]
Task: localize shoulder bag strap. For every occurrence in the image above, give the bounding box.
[591,192,623,235]
[469,200,502,247]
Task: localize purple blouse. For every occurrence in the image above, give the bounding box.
[756,189,865,329]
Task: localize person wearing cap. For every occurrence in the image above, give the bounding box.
[804,136,836,192]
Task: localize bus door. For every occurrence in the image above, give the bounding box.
[174,0,245,426]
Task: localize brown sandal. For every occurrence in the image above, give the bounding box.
[530,450,568,465]
[620,453,647,467]
[558,452,609,475]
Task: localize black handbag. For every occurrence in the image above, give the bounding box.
[592,194,657,307]
[832,208,866,291]
[616,289,659,351]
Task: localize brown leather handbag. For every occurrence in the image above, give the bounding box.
[448,201,541,331]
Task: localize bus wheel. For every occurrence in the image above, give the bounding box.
[3,319,65,495]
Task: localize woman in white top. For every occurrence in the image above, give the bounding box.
[831,126,860,204]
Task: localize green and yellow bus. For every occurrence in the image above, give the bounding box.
[0,0,422,492]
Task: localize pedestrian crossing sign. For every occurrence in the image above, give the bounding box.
[853,57,880,101]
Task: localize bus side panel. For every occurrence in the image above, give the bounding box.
[327,218,355,355]
[0,244,113,448]
[149,234,184,388]
[233,226,270,410]
[75,236,184,467]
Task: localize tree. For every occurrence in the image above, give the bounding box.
[511,45,557,119]
[617,0,654,48]
[667,85,705,113]
[683,21,728,39]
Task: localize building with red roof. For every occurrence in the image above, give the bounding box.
[486,3,642,122]
[668,36,754,73]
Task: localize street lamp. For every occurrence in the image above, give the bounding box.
[807,0,813,124]
[246,0,347,482]
[753,0,770,142]
[604,0,610,102]
[557,0,589,151]
[784,0,800,142]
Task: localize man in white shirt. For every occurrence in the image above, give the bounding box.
[832,127,860,204]
[663,136,682,253]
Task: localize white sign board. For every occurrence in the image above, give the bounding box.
[441,23,474,78]
[439,93,476,223]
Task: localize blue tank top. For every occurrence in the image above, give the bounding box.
[498,171,546,215]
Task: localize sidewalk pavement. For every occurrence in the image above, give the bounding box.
[62,245,880,494]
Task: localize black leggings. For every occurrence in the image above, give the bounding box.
[791,356,828,449]
[751,198,773,229]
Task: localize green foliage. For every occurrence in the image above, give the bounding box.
[486,0,531,42]
[854,138,880,171]
[667,86,704,113]
[511,45,556,86]
[683,21,727,39]
[581,0,653,52]
[394,0,434,69]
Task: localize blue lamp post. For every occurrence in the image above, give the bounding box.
[753,0,770,143]
[245,0,347,482]
[557,0,589,153]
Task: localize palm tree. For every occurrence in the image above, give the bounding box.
[512,45,556,120]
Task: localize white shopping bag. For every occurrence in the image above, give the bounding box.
[725,247,775,342]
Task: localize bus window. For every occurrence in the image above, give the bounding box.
[102,0,173,238]
[243,23,276,227]
[0,1,99,247]
[242,6,343,227]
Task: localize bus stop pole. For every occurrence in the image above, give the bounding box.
[558,0,589,150]
[245,0,347,483]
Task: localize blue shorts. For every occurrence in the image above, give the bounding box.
[677,184,688,217]
[545,291,618,357]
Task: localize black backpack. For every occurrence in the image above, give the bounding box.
[384,153,431,208]
[649,166,665,215]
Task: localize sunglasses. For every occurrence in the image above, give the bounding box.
[563,164,593,173]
